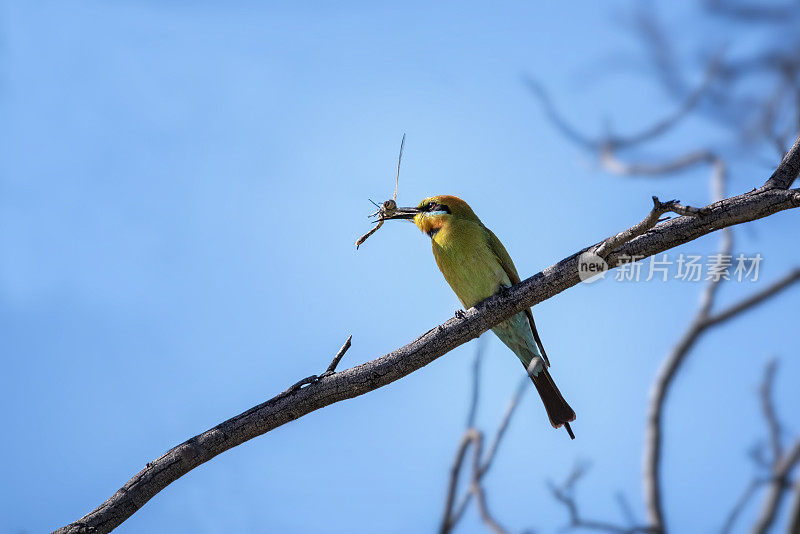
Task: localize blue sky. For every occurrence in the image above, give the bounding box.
[1,1,799,533]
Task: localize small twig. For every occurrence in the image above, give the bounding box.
[720,478,765,534]
[594,196,706,259]
[469,434,509,534]
[466,339,484,429]
[615,492,639,528]
[284,335,354,392]
[324,335,353,375]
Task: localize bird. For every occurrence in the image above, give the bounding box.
[384,195,576,439]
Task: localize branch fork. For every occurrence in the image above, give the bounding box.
[593,196,707,259]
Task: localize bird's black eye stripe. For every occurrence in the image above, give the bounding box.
[426,202,451,214]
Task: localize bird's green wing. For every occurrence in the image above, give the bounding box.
[485,227,550,367]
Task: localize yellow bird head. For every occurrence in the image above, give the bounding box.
[384,195,481,236]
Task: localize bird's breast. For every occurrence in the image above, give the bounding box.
[431,222,511,309]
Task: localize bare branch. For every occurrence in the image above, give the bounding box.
[479,378,528,479]
[722,360,793,534]
[523,78,597,150]
[643,268,800,531]
[765,135,800,189]
[550,464,656,534]
[55,168,800,534]
[466,339,484,429]
[787,481,800,534]
[441,430,480,534]
[599,148,721,178]
[703,269,800,327]
[744,358,800,534]
[751,440,800,534]
[705,0,800,23]
[468,434,509,534]
[594,196,707,259]
[525,57,719,172]
[441,341,528,533]
[720,478,765,534]
[324,335,353,375]
[761,359,783,465]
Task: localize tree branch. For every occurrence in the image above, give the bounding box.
[747,359,800,534]
[787,481,800,534]
[594,196,708,259]
[55,173,800,533]
[440,343,527,533]
[764,135,800,189]
[550,464,656,534]
[751,440,800,534]
[643,267,800,532]
[721,359,799,534]
[720,478,765,534]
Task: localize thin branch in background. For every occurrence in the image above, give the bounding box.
[749,360,800,534]
[642,265,800,531]
[704,0,800,23]
[787,481,800,534]
[760,359,782,464]
[440,340,528,534]
[751,440,800,534]
[719,478,765,534]
[522,78,597,150]
[722,360,800,534]
[615,492,641,529]
[598,148,719,178]
[549,463,656,534]
[466,338,484,429]
[441,429,481,534]
[525,57,720,179]
[448,378,529,530]
[468,434,509,534]
[702,268,800,327]
[630,3,685,97]
[603,55,721,150]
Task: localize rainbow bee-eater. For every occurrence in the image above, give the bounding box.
[384,195,576,438]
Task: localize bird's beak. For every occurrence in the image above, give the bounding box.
[381,207,422,220]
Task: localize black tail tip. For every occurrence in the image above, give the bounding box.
[564,422,575,440]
